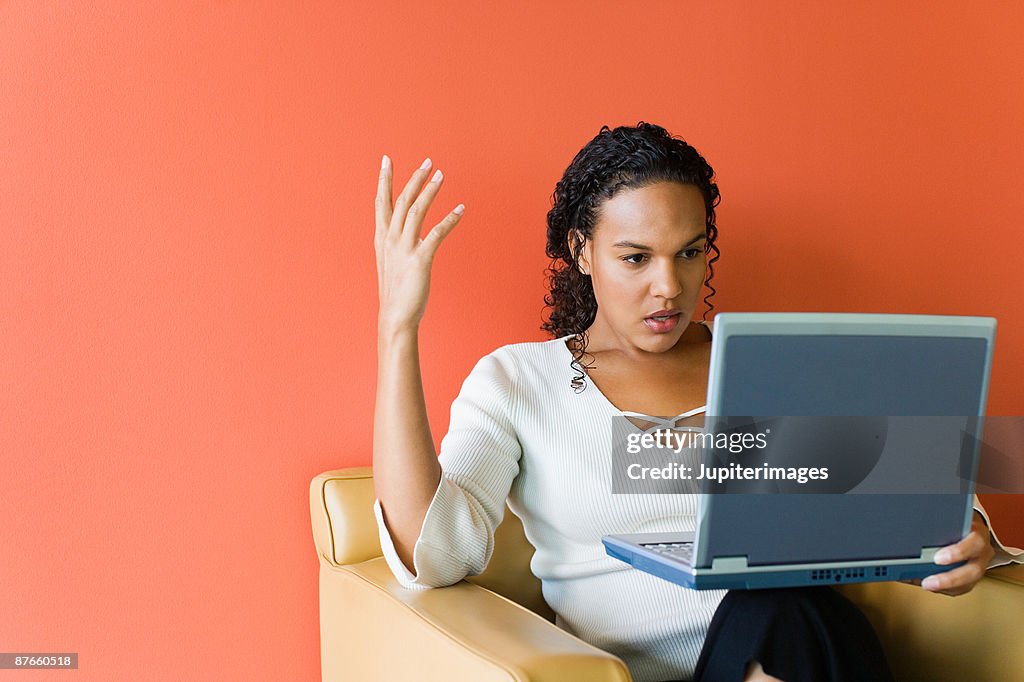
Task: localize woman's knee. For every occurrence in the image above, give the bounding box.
[743,660,786,682]
[722,586,863,623]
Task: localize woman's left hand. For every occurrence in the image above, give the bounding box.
[918,511,995,596]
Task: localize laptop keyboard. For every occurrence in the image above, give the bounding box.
[642,541,695,565]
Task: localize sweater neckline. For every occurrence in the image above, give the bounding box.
[553,323,710,425]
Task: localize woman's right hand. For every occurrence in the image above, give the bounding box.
[375,155,464,334]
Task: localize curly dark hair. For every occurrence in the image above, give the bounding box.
[540,122,721,392]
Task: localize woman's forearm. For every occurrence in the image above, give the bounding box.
[373,323,442,571]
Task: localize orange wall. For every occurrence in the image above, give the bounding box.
[2,2,1022,679]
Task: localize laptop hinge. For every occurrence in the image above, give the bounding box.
[710,549,944,572]
[710,556,749,571]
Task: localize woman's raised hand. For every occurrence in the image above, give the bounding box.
[375,155,464,334]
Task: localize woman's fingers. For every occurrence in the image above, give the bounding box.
[375,155,393,291]
[372,153,465,331]
[921,560,987,596]
[421,204,465,258]
[375,154,394,234]
[375,154,462,253]
[934,532,987,567]
[390,158,433,237]
[402,168,446,245]
[920,517,994,596]
[931,517,992,570]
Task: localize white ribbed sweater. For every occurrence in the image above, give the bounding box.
[374,333,722,680]
[374,333,1022,682]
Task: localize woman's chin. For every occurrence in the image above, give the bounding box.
[636,328,685,353]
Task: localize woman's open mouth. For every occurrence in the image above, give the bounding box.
[643,311,681,333]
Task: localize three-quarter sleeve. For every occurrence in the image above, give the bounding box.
[374,350,522,589]
[973,495,1024,569]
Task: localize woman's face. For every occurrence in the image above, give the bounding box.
[578,181,709,355]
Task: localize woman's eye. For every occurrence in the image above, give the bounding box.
[623,254,647,265]
[681,248,702,259]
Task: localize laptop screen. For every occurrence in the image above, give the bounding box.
[717,334,988,417]
[698,314,995,567]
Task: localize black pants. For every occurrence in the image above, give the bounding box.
[691,587,895,682]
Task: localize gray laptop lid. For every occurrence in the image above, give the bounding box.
[697,313,996,568]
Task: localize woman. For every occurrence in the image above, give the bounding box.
[372,123,999,682]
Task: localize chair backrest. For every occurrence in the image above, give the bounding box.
[310,467,555,621]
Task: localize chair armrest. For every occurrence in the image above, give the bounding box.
[319,557,631,682]
[837,564,1024,681]
[986,561,1024,588]
[311,467,381,566]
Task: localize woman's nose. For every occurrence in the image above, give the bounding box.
[649,261,683,300]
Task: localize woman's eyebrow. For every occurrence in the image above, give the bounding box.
[611,234,707,250]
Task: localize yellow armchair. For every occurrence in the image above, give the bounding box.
[310,467,1024,681]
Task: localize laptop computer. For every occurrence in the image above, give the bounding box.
[602,312,996,590]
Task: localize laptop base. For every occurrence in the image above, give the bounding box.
[603,535,963,590]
